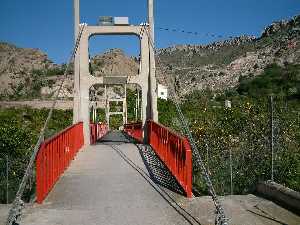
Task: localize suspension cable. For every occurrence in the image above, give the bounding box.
[142,24,229,225]
[6,23,86,225]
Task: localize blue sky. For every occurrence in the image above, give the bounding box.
[1,0,299,64]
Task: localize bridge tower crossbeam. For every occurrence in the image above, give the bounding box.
[73,0,158,145]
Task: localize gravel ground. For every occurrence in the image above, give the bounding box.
[0,204,9,225]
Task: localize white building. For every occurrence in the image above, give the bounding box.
[157,84,168,100]
[225,100,232,108]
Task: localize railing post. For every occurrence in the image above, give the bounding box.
[184,138,193,198]
[50,142,53,190]
[36,145,42,204]
[148,120,151,144]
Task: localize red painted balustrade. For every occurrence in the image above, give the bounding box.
[123,122,143,142]
[36,122,84,203]
[124,120,193,198]
[147,120,192,198]
[90,122,109,144]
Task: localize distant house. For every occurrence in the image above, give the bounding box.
[157,84,168,100]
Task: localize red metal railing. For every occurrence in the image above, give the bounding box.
[90,122,108,144]
[124,120,193,198]
[148,120,192,197]
[124,122,143,142]
[36,122,84,203]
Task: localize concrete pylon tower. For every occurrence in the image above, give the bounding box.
[72,0,158,145]
[73,0,80,123]
[148,0,158,122]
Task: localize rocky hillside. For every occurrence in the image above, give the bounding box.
[0,46,138,100]
[0,14,299,100]
[0,42,57,98]
[90,48,139,77]
[157,15,300,96]
[0,42,74,100]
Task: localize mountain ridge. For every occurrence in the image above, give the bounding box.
[0,14,299,100]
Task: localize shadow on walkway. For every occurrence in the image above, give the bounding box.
[137,144,186,196]
[98,131,185,195]
[94,131,202,224]
[96,131,131,145]
[110,144,201,225]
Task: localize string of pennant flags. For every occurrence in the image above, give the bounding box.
[157,26,243,40]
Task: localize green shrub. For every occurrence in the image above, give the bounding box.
[0,108,72,203]
[156,64,300,194]
[237,63,300,98]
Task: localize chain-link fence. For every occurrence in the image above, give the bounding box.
[188,96,299,195]
[0,153,35,204]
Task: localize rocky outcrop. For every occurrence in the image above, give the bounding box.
[91,49,139,77]
[261,15,300,37]
[0,42,59,98]
[156,15,300,96]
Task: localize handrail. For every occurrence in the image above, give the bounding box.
[90,122,108,144]
[147,120,192,198]
[43,123,81,146]
[124,122,143,142]
[36,122,84,203]
[123,120,192,197]
[148,120,186,140]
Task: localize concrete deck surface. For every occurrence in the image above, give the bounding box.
[20,132,193,225]
[0,204,10,225]
[17,131,299,225]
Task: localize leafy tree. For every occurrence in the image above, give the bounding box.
[0,108,72,203]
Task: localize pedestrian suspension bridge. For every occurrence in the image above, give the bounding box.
[5,1,299,225]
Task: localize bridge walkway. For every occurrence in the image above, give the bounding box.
[20,131,199,225]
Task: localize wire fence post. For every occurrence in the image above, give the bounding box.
[6,155,9,204]
[229,148,233,195]
[205,141,209,171]
[270,96,274,182]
